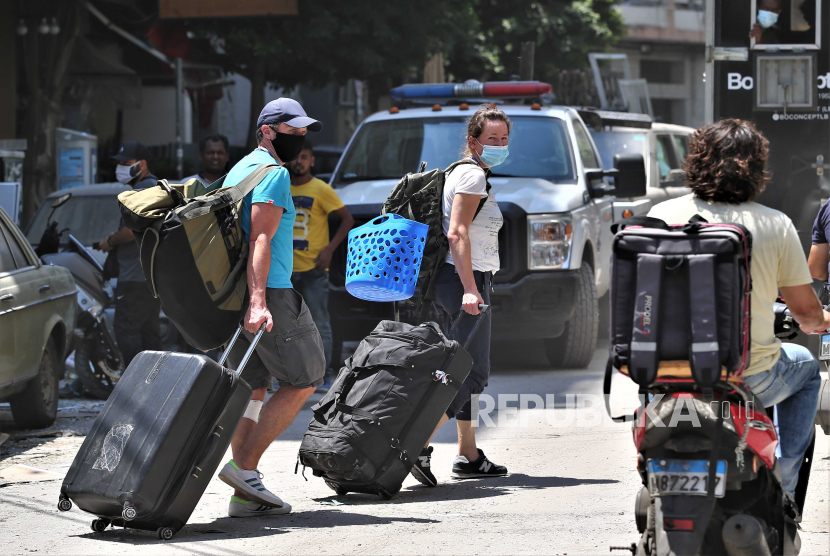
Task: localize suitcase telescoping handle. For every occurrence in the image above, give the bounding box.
[449,304,491,350]
[217,324,266,374]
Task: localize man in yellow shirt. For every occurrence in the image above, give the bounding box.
[288,141,354,387]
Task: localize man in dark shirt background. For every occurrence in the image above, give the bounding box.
[808,197,830,303]
[96,141,161,366]
[182,134,230,187]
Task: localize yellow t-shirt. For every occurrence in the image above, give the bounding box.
[291,177,344,272]
[648,194,812,377]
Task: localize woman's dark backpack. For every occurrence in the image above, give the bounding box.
[381,160,489,321]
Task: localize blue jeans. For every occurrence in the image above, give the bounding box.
[291,269,332,371]
[744,343,821,496]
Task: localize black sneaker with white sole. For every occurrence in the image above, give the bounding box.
[451,449,508,479]
[410,446,437,487]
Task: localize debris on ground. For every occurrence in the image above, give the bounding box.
[0,464,62,487]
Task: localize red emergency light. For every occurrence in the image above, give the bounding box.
[390,80,552,100]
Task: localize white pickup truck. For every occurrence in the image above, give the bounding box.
[326,95,649,368]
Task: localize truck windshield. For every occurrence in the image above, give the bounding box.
[590,130,648,171]
[333,116,575,186]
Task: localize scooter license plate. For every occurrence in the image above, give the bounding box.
[647,459,727,498]
[820,334,830,360]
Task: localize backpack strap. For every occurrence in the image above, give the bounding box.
[629,253,664,387]
[178,163,279,221]
[688,254,721,386]
[139,218,164,298]
[445,159,490,220]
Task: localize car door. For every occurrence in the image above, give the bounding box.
[0,210,59,383]
[572,117,614,294]
[0,216,30,384]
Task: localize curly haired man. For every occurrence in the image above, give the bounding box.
[648,119,826,512]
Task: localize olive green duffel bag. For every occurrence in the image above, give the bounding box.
[118,164,277,350]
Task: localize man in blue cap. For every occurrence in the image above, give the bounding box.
[217,98,326,518]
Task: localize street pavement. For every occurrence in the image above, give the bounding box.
[1,341,827,555]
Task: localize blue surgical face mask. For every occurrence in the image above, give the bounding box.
[757,10,779,29]
[475,139,509,167]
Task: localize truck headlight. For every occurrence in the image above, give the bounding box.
[528,215,572,270]
[77,286,104,318]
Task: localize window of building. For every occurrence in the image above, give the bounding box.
[639,60,685,85]
[751,0,821,50]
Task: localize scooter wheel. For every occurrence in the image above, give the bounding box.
[57,498,72,512]
[157,527,175,540]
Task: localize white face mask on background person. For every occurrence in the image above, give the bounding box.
[757,10,779,28]
[115,162,141,184]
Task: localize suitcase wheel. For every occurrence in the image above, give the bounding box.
[122,505,137,521]
[157,527,175,541]
[57,498,72,512]
[91,518,110,533]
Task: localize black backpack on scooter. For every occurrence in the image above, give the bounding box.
[604,215,752,415]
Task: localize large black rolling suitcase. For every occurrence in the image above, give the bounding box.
[58,325,263,540]
[298,306,489,499]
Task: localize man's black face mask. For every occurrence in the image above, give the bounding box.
[273,132,305,162]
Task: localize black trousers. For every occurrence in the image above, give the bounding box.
[431,264,492,421]
[114,281,161,367]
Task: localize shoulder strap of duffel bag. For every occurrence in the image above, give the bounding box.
[178,163,279,220]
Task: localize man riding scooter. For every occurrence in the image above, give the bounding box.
[649,119,825,512]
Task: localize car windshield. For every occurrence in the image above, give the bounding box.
[26,194,123,248]
[333,116,575,186]
[590,130,648,170]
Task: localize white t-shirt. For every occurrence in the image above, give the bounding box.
[648,194,812,377]
[442,163,503,272]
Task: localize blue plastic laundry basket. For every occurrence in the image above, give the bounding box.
[345,214,429,302]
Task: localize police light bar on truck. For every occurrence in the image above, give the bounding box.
[390,80,552,100]
[577,109,652,130]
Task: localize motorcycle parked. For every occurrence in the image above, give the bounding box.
[36,193,124,399]
[618,303,828,556]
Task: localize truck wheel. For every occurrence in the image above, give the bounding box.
[543,263,598,369]
[10,337,59,429]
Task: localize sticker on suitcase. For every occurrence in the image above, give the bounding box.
[92,424,134,473]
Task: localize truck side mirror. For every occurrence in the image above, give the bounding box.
[611,154,646,198]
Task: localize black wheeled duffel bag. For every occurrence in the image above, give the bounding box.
[58,326,262,540]
[298,306,489,499]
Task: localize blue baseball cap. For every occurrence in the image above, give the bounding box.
[257,98,322,132]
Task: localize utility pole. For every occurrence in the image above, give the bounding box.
[175,57,184,180]
[520,42,535,81]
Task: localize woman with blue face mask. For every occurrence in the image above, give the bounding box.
[409,106,509,488]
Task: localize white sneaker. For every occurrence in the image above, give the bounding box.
[218,459,286,508]
[228,495,292,518]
